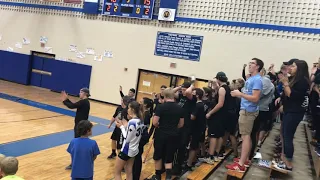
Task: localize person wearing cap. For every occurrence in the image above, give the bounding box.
[61,88,91,170]
[204,72,237,164]
[226,58,264,172]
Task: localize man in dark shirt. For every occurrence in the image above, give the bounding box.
[61,87,91,170]
[152,88,184,180]
[119,85,135,99]
[186,88,206,171]
[173,80,196,175]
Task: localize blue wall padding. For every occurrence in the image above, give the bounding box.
[41,58,92,96]
[0,50,92,96]
[0,50,31,85]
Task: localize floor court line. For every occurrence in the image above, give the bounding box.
[0,114,65,123]
[0,92,113,157]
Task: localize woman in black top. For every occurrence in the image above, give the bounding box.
[278,60,310,171]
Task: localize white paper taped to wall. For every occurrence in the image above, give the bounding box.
[94,55,103,62]
[44,47,53,53]
[40,36,48,44]
[104,50,113,58]
[143,81,151,87]
[69,45,77,52]
[15,42,22,49]
[76,52,85,59]
[0,35,2,41]
[23,38,30,45]
[7,47,13,52]
[86,48,95,55]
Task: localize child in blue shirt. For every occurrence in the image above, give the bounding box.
[67,120,100,180]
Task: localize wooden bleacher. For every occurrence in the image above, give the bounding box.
[225,132,269,180]
[305,123,320,178]
[187,149,233,180]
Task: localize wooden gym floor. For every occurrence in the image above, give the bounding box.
[0,80,155,180]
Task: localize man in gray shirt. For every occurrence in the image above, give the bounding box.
[257,72,275,147]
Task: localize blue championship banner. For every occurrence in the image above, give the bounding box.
[158,0,179,21]
[154,32,203,61]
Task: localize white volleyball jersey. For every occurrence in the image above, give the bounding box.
[120,118,144,157]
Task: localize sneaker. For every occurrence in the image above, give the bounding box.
[258,159,271,168]
[198,157,206,163]
[150,175,161,180]
[274,162,292,172]
[226,162,246,172]
[107,153,117,159]
[184,165,193,172]
[204,157,215,165]
[271,158,281,165]
[218,153,225,160]
[65,165,72,170]
[233,158,251,167]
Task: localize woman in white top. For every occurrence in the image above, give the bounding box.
[115,101,144,180]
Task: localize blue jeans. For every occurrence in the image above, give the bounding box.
[281,112,304,161]
[72,178,93,180]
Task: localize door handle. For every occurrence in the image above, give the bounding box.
[32,69,52,76]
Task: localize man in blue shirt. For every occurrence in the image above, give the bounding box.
[67,120,100,180]
[226,58,263,172]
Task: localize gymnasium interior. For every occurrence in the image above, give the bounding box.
[0,0,319,179]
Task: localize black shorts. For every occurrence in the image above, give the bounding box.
[111,126,121,141]
[189,130,204,150]
[153,134,178,163]
[258,111,271,131]
[199,130,206,143]
[118,152,131,161]
[207,116,224,138]
[224,111,238,135]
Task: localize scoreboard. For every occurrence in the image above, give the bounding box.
[103,0,155,19]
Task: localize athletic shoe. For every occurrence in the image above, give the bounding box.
[184,165,193,172]
[150,175,161,180]
[233,158,251,167]
[198,157,206,163]
[107,153,117,159]
[65,165,72,170]
[271,158,281,165]
[225,162,246,172]
[274,162,292,172]
[204,157,215,165]
[218,153,225,160]
[258,159,271,168]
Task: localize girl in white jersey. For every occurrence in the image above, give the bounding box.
[115,101,144,180]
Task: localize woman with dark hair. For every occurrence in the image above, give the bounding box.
[114,101,144,180]
[133,98,153,180]
[276,60,310,171]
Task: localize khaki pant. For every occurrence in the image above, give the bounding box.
[238,110,259,135]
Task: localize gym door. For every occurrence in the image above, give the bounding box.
[136,72,171,102]
[30,53,54,88]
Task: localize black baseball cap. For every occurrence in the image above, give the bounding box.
[80,88,90,97]
[283,58,298,65]
[215,72,226,78]
[181,82,191,88]
[129,88,136,93]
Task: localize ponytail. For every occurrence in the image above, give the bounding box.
[128,101,144,122]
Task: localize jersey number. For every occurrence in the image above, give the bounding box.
[136,127,142,137]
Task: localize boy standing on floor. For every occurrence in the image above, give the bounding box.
[67,120,100,180]
[0,157,24,180]
[61,88,91,170]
